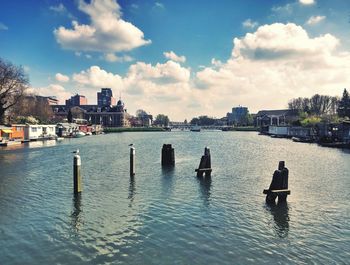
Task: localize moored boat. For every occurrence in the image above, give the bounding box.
[190,125,201,132]
[72,131,86,138]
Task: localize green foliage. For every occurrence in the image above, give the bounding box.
[300,116,321,127]
[154,114,169,126]
[14,115,39,124]
[190,115,215,126]
[337,88,350,118]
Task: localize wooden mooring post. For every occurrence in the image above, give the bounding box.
[161,144,175,166]
[263,161,290,203]
[130,147,135,176]
[195,147,212,177]
[73,149,82,194]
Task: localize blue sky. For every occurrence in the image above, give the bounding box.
[1,0,350,120]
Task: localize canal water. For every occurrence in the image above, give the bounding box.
[0,132,349,264]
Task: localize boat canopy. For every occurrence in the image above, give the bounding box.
[1,129,12,133]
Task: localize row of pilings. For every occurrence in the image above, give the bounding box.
[73,144,290,204]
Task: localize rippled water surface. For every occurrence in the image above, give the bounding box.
[0,132,349,264]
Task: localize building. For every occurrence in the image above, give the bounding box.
[11,124,26,140]
[97,88,116,107]
[24,124,56,140]
[86,99,130,127]
[255,109,299,127]
[36,96,59,105]
[53,99,130,127]
[0,126,14,141]
[66,94,88,107]
[227,106,249,125]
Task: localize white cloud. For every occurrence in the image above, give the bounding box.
[47,23,350,120]
[211,58,222,67]
[299,0,315,5]
[232,23,338,60]
[54,0,151,53]
[73,66,123,89]
[306,15,326,25]
[126,61,190,84]
[104,53,134,62]
[0,22,8,30]
[242,19,259,29]
[55,73,70,82]
[154,2,165,9]
[49,3,66,13]
[163,51,186,63]
[49,3,75,19]
[195,23,350,115]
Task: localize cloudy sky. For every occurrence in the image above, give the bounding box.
[1,0,350,120]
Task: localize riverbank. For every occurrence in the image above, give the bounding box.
[104,127,166,133]
[222,126,258,132]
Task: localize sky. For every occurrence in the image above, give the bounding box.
[1,0,350,120]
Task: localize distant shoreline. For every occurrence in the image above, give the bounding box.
[104,127,166,133]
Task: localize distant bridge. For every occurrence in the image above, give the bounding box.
[169,124,233,130]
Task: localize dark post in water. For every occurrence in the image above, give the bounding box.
[161,144,175,166]
[73,149,82,194]
[195,147,212,177]
[130,147,135,176]
[263,161,290,203]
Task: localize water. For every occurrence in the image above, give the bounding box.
[0,132,349,264]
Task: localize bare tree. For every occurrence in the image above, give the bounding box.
[0,58,28,123]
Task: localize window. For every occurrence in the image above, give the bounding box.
[31,127,37,132]
[16,127,22,131]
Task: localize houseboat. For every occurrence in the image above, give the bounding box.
[24,124,57,141]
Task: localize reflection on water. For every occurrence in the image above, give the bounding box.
[161,166,175,196]
[198,176,212,207]
[265,202,290,238]
[128,176,136,207]
[28,140,57,149]
[71,193,83,233]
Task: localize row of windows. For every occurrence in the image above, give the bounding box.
[30,127,55,133]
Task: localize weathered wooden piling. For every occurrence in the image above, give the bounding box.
[263,161,290,203]
[73,150,82,194]
[195,147,212,177]
[161,144,175,166]
[130,147,135,176]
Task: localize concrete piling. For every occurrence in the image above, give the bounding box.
[161,144,175,166]
[263,161,290,203]
[73,150,82,194]
[130,147,135,176]
[195,146,212,177]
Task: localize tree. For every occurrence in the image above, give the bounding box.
[67,109,73,123]
[154,114,169,126]
[190,116,215,126]
[0,58,28,123]
[337,88,350,118]
[10,94,54,123]
[288,94,339,116]
[136,109,148,119]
